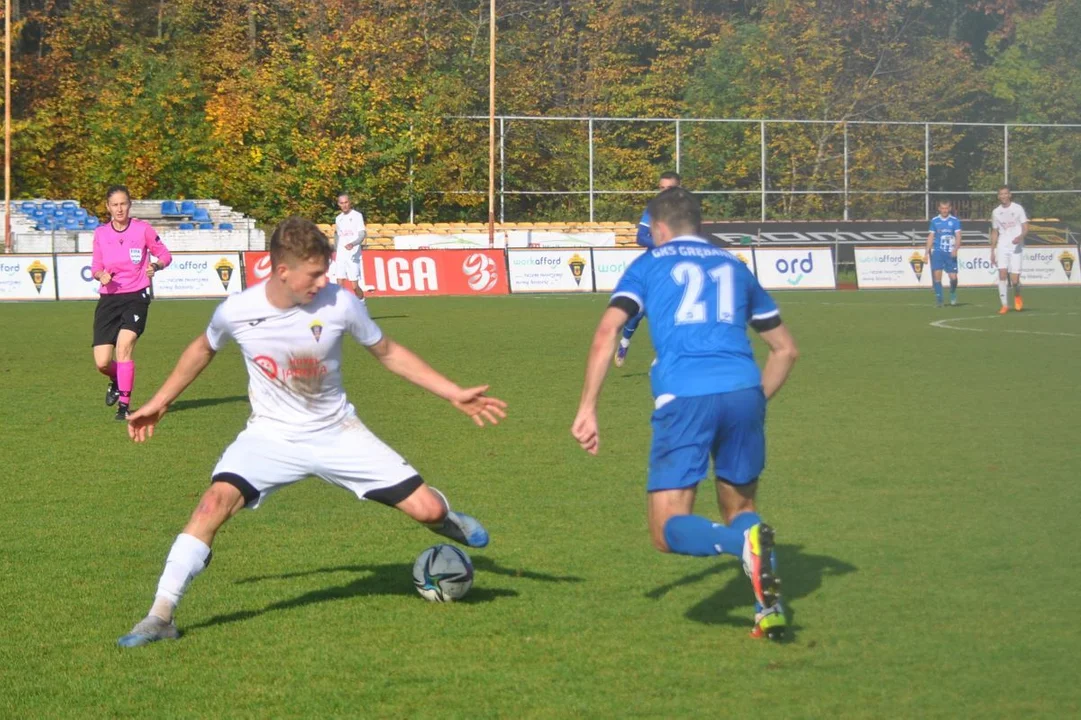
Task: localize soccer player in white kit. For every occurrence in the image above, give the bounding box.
[990,185,1028,314]
[117,217,507,647]
[333,192,368,297]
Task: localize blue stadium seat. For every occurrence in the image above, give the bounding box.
[85,217,100,229]
[178,222,195,230]
[64,217,81,230]
[30,209,45,221]
[63,205,79,216]
[20,201,36,213]
[41,201,56,211]
[192,207,211,223]
[198,222,214,230]
[61,200,78,210]
[179,200,196,216]
[161,200,180,216]
[53,208,66,218]
[218,222,234,231]
[74,207,88,220]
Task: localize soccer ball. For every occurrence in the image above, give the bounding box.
[412,544,474,603]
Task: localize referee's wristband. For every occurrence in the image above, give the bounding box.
[151,262,163,272]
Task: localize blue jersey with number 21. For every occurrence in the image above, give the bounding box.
[612,236,779,399]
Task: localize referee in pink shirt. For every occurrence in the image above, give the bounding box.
[91,185,173,420]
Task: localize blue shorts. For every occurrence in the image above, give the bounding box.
[930,250,958,274]
[648,388,766,492]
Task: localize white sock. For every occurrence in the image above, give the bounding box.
[619,337,631,349]
[998,280,1008,307]
[151,533,212,621]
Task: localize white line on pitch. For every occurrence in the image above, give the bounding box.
[930,313,1081,337]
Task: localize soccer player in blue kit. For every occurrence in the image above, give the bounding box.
[925,200,962,306]
[572,187,799,640]
[613,171,681,367]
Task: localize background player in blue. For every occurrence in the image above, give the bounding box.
[572,187,800,640]
[614,171,681,367]
[924,200,962,306]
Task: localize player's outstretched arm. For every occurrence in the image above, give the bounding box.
[758,323,799,401]
[365,336,507,426]
[128,334,217,442]
[572,306,629,455]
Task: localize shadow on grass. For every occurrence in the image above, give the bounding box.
[186,556,579,633]
[169,395,248,413]
[645,544,856,641]
[369,314,409,321]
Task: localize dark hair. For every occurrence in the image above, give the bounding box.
[937,198,952,206]
[660,171,681,184]
[646,187,700,236]
[337,192,350,200]
[105,185,130,203]
[270,217,333,269]
[998,184,1012,193]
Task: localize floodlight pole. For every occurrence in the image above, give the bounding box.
[4,0,11,253]
[487,0,496,249]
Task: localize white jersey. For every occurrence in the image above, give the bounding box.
[335,210,366,262]
[205,283,383,439]
[992,202,1028,250]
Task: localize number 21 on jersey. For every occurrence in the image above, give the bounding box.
[672,262,735,325]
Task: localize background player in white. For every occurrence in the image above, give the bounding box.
[990,185,1028,313]
[333,192,368,297]
[117,217,506,647]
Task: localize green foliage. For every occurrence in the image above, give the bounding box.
[7,0,1079,223]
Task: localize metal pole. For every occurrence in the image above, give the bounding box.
[499,116,505,223]
[4,0,11,252]
[924,122,930,218]
[843,122,849,221]
[588,117,594,222]
[674,119,681,176]
[487,0,496,248]
[1003,124,1009,186]
[760,121,767,222]
[408,122,414,224]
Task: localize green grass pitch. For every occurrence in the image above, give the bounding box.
[1,288,1079,717]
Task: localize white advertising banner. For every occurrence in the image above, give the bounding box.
[1019,246,1080,286]
[0,255,56,300]
[592,249,645,292]
[956,247,1003,287]
[854,247,933,288]
[508,249,594,292]
[55,253,101,299]
[752,247,836,290]
[393,233,508,250]
[506,231,617,248]
[151,253,243,298]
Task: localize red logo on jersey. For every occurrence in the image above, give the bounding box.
[252,355,279,379]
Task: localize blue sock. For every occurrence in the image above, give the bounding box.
[728,511,762,535]
[622,311,644,341]
[933,281,943,304]
[663,515,745,558]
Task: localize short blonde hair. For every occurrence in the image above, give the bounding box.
[269,217,333,269]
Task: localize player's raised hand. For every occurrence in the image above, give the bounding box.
[451,385,508,427]
[127,401,168,443]
[571,410,599,455]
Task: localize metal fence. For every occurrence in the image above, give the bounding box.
[412,117,1081,223]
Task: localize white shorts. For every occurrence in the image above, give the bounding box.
[211,417,418,509]
[997,245,1023,274]
[332,251,362,282]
